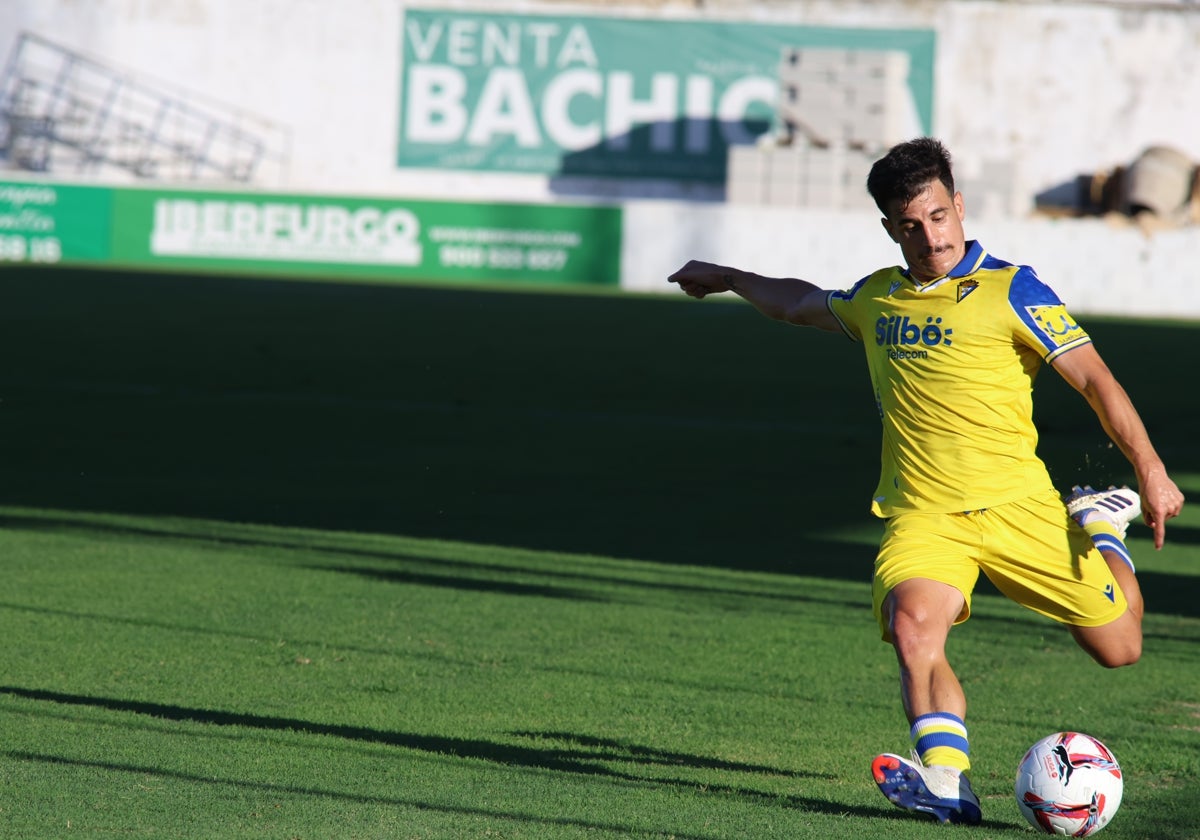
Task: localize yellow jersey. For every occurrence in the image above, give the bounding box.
[826,240,1091,517]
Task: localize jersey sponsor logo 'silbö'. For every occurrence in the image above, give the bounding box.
[875,315,952,360]
[1026,304,1085,347]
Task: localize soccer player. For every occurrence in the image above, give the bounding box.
[667,137,1185,825]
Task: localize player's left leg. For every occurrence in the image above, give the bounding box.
[1064,485,1144,667]
[1064,485,1141,575]
[1104,550,1143,621]
[1069,604,1141,668]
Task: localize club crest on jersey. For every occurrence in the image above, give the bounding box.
[1026,304,1085,348]
[956,279,979,302]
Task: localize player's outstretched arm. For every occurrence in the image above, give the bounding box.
[1052,343,1185,549]
[667,260,841,332]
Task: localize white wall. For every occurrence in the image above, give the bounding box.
[624,201,1199,319]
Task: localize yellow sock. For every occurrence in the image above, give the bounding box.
[1083,520,1136,573]
[911,712,970,772]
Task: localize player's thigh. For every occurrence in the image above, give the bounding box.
[873,512,981,642]
[979,490,1127,627]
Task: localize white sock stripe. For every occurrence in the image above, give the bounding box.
[911,713,968,737]
[1092,536,1136,573]
[1093,534,1131,556]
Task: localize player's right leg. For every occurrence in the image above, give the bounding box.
[871,514,983,825]
[881,579,968,722]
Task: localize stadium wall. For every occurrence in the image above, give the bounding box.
[1,1,1197,318]
[620,201,1199,320]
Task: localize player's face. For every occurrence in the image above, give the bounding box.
[881,180,966,283]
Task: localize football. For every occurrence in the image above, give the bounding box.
[1014,732,1123,836]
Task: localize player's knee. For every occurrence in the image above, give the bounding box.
[1093,639,1142,669]
[1071,617,1142,668]
[888,609,947,664]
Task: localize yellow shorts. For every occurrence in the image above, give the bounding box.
[872,488,1127,641]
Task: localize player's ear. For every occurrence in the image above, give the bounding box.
[954,191,965,220]
[880,217,898,242]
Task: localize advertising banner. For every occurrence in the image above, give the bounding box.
[110,188,622,286]
[398,10,935,181]
[0,181,112,264]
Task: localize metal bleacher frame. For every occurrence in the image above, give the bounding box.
[0,31,289,185]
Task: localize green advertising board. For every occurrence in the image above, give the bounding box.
[1,178,621,287]
[0,181,112,264]
[109,188,621,286]
[398,10,935,181]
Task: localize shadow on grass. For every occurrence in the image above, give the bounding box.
[0,509,878,600]
[0,601,842,705]
[0,267,881,577]
[304,552,873,609]
[4,750,727,840]
[9,746,970,834]
[0,685,817,781]
[0,685,965,829]
[2,268,1198,590]
[3,504,1195,625]
[1,500,1195,632]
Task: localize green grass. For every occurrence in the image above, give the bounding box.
[1,267,1199,838]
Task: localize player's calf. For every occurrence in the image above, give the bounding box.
[1070,610,1142,668]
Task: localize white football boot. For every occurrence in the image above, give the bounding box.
[872,752,982,825]
[1064,484,1141,540]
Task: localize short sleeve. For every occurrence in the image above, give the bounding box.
[1007,266,1091,361]
[827,275,872,341]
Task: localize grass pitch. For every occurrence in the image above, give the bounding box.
[1,267,1198,838]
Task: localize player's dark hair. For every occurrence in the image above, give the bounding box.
[866,137,955,215]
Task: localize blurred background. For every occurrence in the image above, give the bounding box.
[1,0,1198,315]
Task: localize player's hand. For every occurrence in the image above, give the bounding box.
[668,260,736,299]
[1140,471,1185,550]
